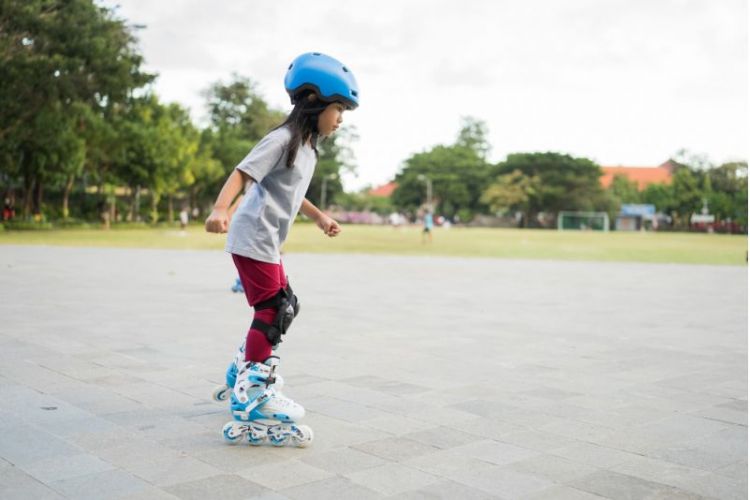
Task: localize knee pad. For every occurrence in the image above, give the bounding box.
[251,282,300,348]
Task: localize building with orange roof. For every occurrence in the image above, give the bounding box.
[600,160,676,190]
[368,181,397,197]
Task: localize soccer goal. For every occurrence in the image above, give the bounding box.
[557,211,610,231]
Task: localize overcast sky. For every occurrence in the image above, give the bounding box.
[102,0,748,191]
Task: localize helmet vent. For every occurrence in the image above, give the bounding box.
[288,64,293,69]
[312,52,321,56]
[342,66,349,72]
[351,90,358,97]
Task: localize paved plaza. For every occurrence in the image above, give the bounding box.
[0,244,747,499]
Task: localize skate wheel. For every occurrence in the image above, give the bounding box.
[246,427,265,446]
[212,385,231,402]
[293,425,314,448]
[222,422,243,443]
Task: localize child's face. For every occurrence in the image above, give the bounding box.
[317,102,345,137]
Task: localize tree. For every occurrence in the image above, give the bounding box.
[201,75,285,207]
[0,0,153,218]
[456,116,491,160]
[490,152,608,226]
[608,174,641,205]
[481,170,541,226]
[642,183,674,214]
[706,161,748,228]
[392,119,492,220]
[670,166,702,227]
[392,145,490,220]
[306,125,358,208]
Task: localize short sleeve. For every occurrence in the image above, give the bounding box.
[235,133,285,183]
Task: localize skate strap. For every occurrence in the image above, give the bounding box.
[232,390,271,420]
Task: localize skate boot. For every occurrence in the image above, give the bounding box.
[231,277,244,293]
[211,342,284,402]
[222,357,313,447]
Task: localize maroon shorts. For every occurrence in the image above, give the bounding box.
[232,254,288,362]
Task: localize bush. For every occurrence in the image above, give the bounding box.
[56,218,93,229]
[3,220,54,230]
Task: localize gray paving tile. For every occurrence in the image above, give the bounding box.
[449,465,555,498]
[646,425,748,471]
[0,466,65,500]
[192,444,291,473]
[49,469,152,500]
[124,454,223,487]
[361,414,435,435]
[524,485,612,500]
[505,453,599,483]
[402,425,485,449]
[402,448,497,477]
[281,476,381,500]
[569,470,709,500]
[236,459,333,490]
[714,459,749,481]
[497,429,577,452]
[299,446,387,474]
[451,439,539,466]
[0,423,84,466]
[550,442,642,469]
[164,474,270,500]
[666,470,748,500]
[20,453,116,483]
[607,454,709,487]
[352,436,440,462]
[392,479,500,499]
[345,463,440,496]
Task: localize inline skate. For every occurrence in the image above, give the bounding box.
[221,357,313,447]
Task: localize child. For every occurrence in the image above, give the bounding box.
[205,52,358,447]
[422,209,434,243]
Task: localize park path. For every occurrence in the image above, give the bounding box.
[0,245,746,499]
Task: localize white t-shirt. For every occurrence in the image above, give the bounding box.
[226,126,316,263]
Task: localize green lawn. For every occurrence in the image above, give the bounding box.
[0,223,746,265]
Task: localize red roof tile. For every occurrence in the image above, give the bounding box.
[369,181,397,197]
[600,165,673,189]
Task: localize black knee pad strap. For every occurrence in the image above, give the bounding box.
[252,282,300,347]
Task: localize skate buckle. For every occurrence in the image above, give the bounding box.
[266,364,277,387]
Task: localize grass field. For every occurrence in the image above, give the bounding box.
[1,222,746,265]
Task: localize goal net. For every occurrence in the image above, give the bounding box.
[557,211,610,231]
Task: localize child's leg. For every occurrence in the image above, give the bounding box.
[232,254,285,362]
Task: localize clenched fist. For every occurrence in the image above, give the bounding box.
[205,209,229,233]
[317,215,341,237]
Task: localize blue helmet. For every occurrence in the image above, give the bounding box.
[284,52,359,110]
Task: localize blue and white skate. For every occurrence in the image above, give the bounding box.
[231,277,244,293]
[222,358,313,447]
[211,344,284,402]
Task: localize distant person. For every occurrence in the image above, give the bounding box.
[179,207,189,230]
[389,211,402,228]
[204,52,357,447]
[2,198,15,221]
[422,210,433,243]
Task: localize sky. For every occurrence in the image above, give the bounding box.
[102,0,748,192]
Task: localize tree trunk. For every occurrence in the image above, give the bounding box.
[22,173,34,219]
[134,185,141,222]
[62,175,74,219]
[168,194,174,223]
[190,187,197,218]
[150,191,160,224]
[109,193,116,225]
[33,177,43,218]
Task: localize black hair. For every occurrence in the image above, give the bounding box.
[274,91,327,168]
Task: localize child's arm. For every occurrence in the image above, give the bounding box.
[301,198,341,237]
[205,169,252,233]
